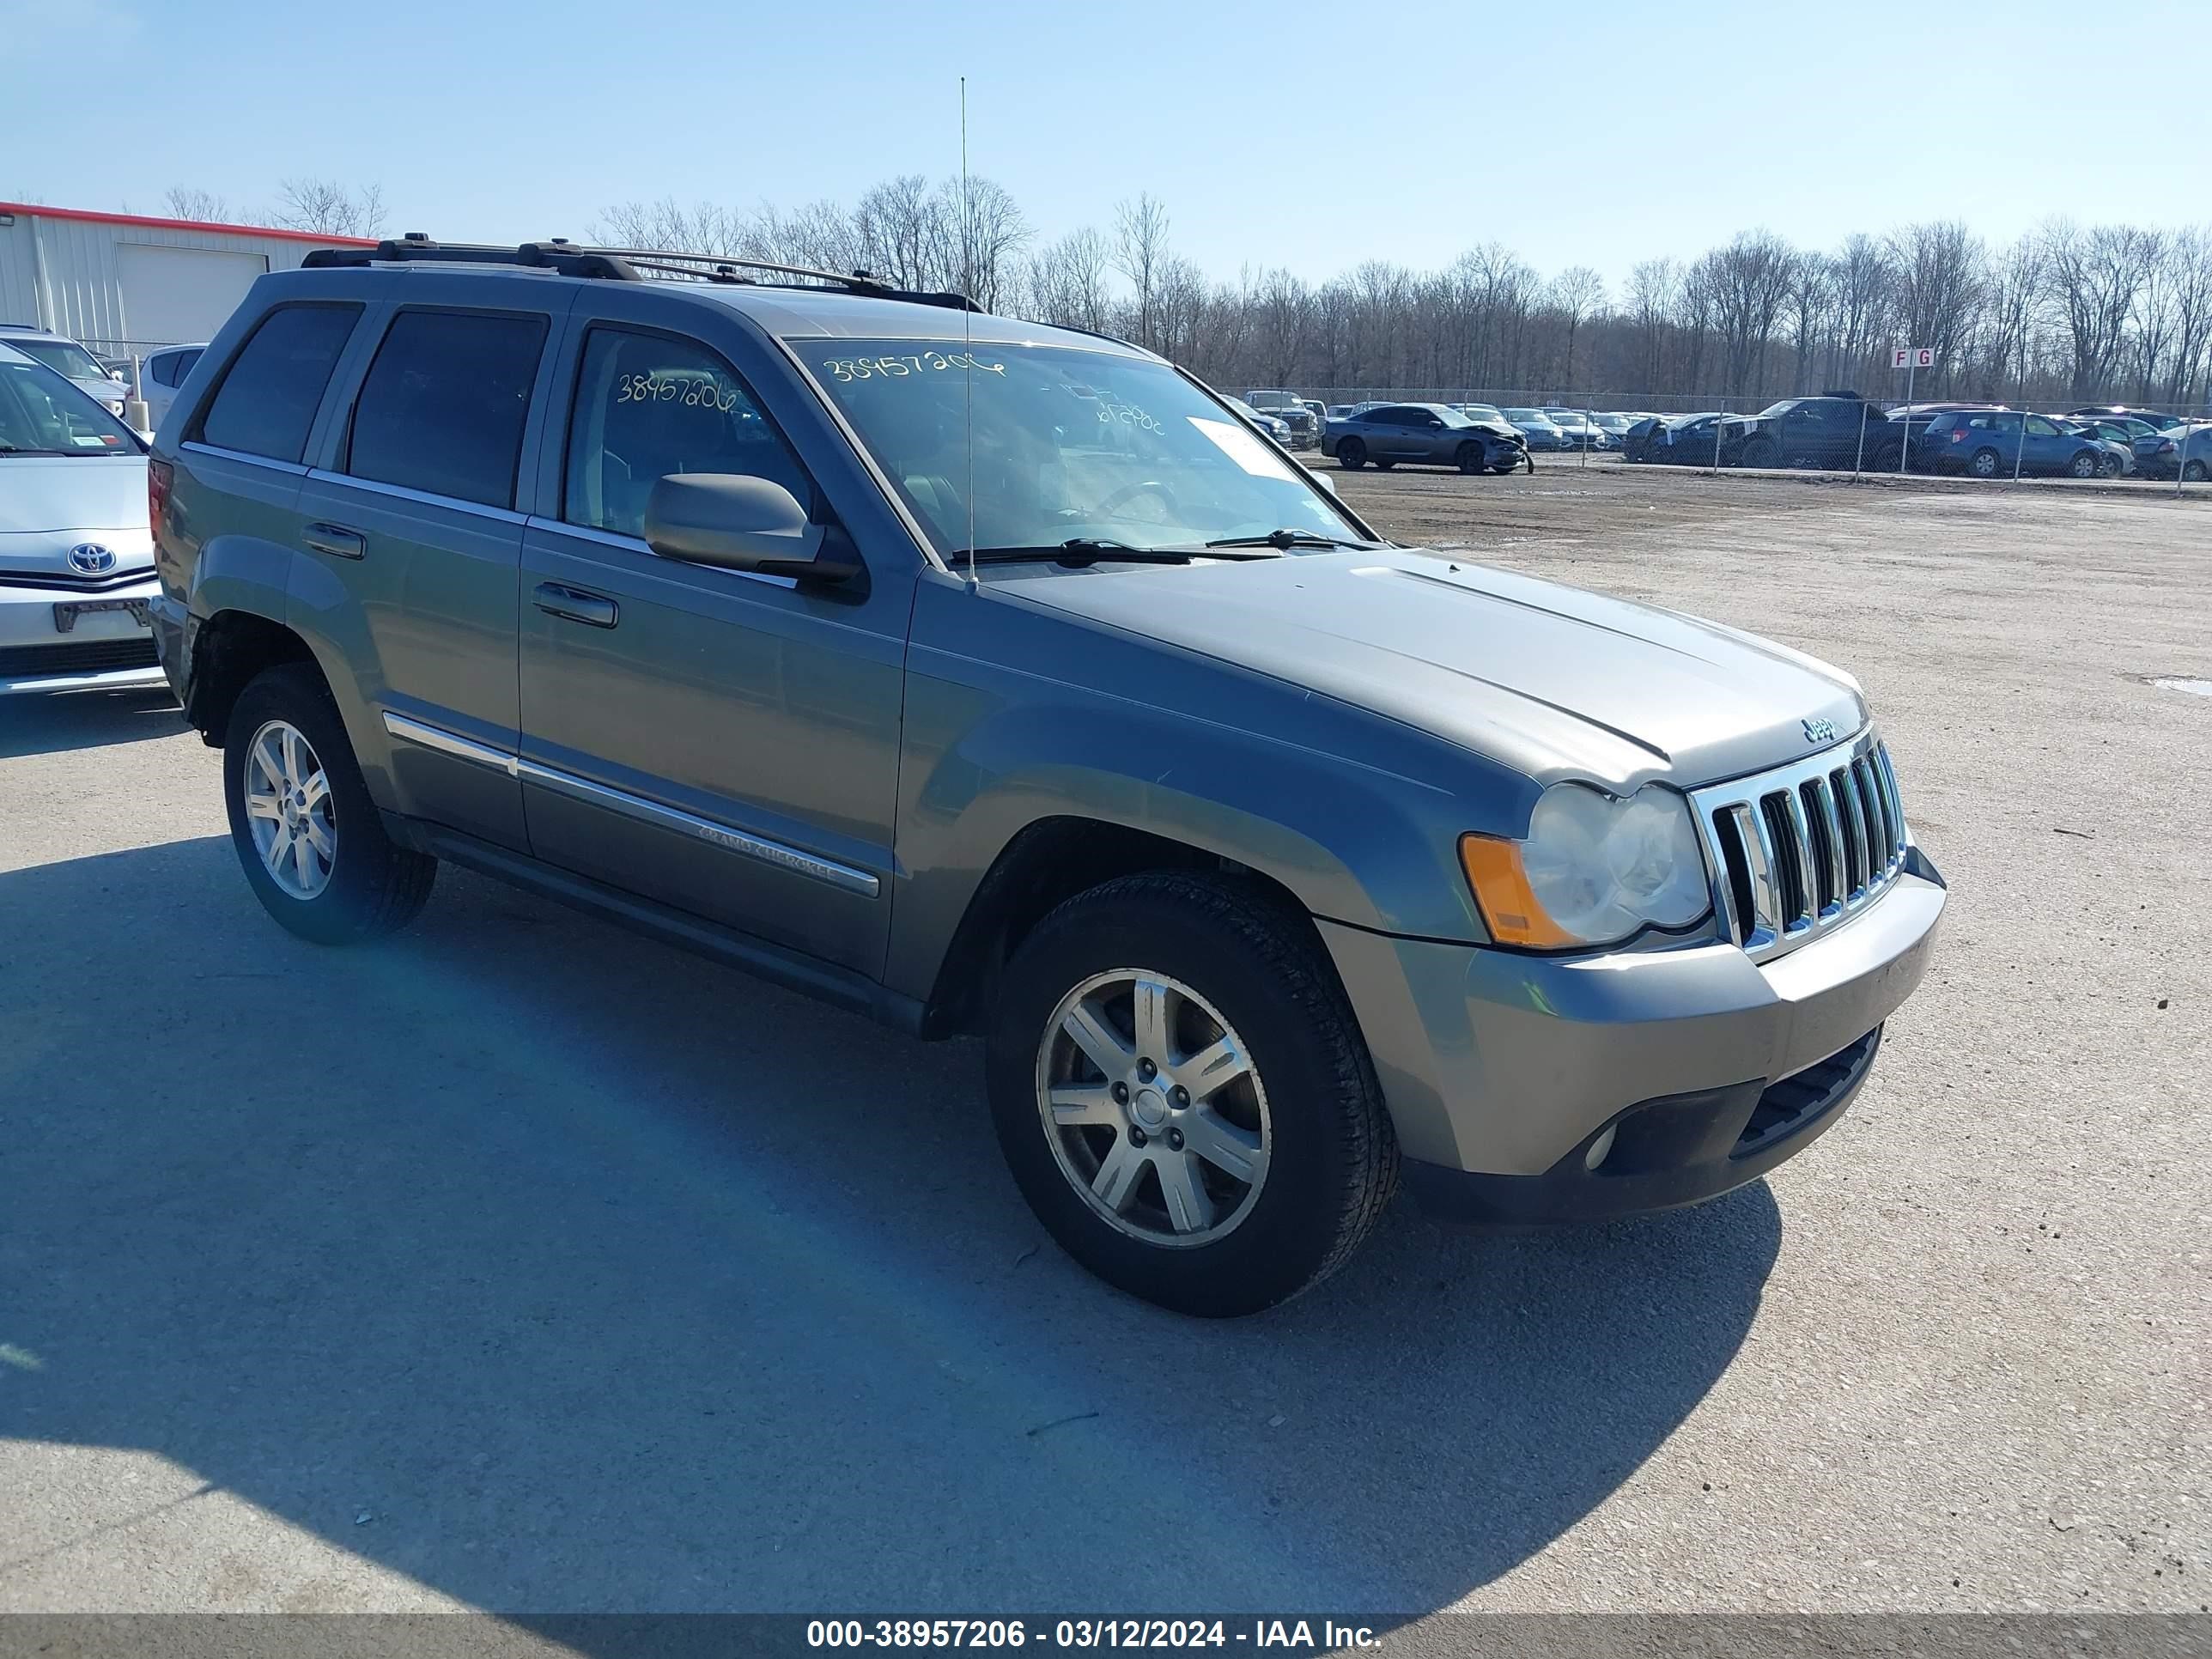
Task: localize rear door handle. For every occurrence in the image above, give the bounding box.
[303,522,365,560]
[533,582,619,629]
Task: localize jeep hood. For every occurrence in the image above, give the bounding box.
[1011,549,1869,788]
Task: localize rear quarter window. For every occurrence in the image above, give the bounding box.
[198,304,361,463]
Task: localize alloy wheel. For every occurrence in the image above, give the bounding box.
[243,719,337,899]
[1035,969,1272,1248]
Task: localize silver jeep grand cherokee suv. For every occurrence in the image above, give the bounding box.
[149,239,1946,1316]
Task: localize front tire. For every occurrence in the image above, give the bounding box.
[1335,438,1366,470]
[1739,438,1778,470]
[223,663,435,945]
[1455,442,1484,475]
[2070,450,2100,479]
[987,872,1398,1317]
[2185,459,2207,483]
[1970,447,2002,478]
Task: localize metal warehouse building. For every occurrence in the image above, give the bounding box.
[0,201,372,368]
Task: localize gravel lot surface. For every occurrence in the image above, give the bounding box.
[2,467,2205,1626]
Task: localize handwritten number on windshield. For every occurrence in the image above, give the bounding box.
[823,353,1006,383]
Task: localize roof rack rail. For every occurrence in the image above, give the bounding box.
[298,234,981,312]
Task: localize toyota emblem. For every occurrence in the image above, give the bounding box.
[68,543,117,575]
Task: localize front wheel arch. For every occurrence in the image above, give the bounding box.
[921,816,1319,1041]
[185,609,319,747]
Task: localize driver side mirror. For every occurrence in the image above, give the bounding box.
[643,474,860,584]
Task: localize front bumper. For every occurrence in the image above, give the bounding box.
[0,574,167,694]
[1319,846,1946,1219]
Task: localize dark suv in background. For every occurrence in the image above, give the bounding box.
[1726,395,1900,471]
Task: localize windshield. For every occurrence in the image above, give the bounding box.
[0,358,142,456]
[9,337,111,384]
[803,338,1364,557]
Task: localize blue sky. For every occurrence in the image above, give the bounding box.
[7,0,2208,291]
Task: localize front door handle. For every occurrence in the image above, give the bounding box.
[303,521,365,560]
[533,582,619,629]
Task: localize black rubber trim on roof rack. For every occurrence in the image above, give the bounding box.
[301,240,641,281]
[297,239,983,311]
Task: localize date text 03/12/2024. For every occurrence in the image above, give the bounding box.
[805,1620,1382,1650]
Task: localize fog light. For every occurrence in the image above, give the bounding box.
[1583,1124,1618,1172]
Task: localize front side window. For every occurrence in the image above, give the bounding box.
[345,310,549,508]
[199,305,360,463]
[562,328,811,538]
[802,337,1361,556]
[2025,416,2060,437]
[0,358,141,455]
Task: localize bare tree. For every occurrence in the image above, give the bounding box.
[1826,234,1894,392]
[1548,266,1606,392]
[939,175,1030,312]
[2042,219,2156,399]
[2159,226,2212,408]
[163,186,229,222]
[1023,227,1112,332]
[1980,234,2045,398]
[1113,194,1171,352]
[1702,231,1798,396]
[274,178,386,239]
[1887,222,1984,391]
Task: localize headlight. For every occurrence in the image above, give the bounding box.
[1459,782,1711,949]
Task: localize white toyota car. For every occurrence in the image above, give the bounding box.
[0,341,166,695]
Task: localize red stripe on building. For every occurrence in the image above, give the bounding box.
[0,202,378,247]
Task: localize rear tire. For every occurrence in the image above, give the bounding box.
[1335,438,1366,470]
[1372,459,1395,471]
[987,872,1398,1317]
[222,663,436,945]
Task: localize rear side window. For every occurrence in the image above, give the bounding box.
[344,309,549,509]
[198,304,360,463]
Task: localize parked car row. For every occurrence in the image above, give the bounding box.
[1618,394,2207,480]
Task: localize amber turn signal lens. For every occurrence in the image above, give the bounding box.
[1458,833,1578,948]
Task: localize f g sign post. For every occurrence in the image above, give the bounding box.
[1892,346,1932,473]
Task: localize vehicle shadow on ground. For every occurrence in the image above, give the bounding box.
[0,690,181,759]
[0,836,1780,1625]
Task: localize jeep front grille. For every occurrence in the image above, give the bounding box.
[1691,732,1907,963]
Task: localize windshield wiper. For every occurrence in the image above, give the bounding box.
[963,538,1277,568]
[1204,528,1372,550]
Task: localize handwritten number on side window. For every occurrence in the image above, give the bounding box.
[615,373,738,411]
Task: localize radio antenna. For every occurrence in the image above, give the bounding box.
[962,75,977,591]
